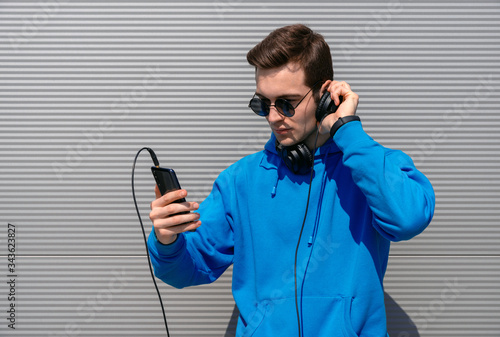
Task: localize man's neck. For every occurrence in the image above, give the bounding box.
[304,129,330,152]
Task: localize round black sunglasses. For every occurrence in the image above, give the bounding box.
[248,81,321,118]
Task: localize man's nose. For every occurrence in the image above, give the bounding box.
[266,105,285,123]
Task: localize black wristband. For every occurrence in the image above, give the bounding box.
[330,115,361,138]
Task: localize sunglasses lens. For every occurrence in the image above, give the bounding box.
[249,97,296,117]
[276,99,294,117]
[249,97,268,116]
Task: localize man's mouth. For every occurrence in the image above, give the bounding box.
[273,127,291,135]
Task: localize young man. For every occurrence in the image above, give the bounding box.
[148,24,435,336]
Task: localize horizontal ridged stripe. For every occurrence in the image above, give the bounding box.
[1,1,499,336]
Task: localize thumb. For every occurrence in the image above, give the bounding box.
[154,184,162,199]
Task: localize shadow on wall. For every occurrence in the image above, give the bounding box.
[223,293,420,336]
[385,292,420,337]
[224,305,239,337]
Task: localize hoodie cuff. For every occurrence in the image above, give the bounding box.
[333,120,373,152]
[149,230,186,257]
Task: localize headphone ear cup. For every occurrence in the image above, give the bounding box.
[292,143,313,174]
[315,92,343,122]
[276,140,313,175]
[315,91,332,122]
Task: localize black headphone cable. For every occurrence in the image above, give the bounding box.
[133,123,324,337]
[294,125,322,337]
[132,147,170,337]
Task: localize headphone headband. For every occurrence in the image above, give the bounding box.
[275,91,342,175]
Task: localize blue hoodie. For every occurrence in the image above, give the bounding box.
[148,121,435,336]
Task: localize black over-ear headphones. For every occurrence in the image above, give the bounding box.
[316,91,343,122]
[275,140,313,175]
[275,92,342,174]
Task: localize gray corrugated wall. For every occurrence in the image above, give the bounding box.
[0,0,499,336]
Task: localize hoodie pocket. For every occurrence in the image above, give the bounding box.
[302,296,359,337]
[238,296,359,337]
[240,300,269,337]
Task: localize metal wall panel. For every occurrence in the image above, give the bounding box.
[0,1,499,336]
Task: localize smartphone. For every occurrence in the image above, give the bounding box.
[151,166,186,202]
[151,166,195,231]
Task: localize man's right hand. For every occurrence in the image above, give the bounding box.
[149,185,201,245]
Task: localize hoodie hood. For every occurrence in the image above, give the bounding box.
[260,132,341,197]
[262,132,341,168]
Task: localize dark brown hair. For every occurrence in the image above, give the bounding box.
[246,24,334,98]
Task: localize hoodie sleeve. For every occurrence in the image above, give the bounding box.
[147,173,235,289]
[333,121,435,242]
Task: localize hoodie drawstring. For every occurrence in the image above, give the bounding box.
[308,146,332,247]
[271,159,282,198]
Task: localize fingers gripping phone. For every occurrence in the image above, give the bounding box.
[151,166,195,231]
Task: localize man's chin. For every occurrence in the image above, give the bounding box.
[274,133,297,147]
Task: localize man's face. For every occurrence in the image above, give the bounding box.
[255,63,319,149]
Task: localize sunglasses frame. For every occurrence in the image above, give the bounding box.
[248,81,321,118]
